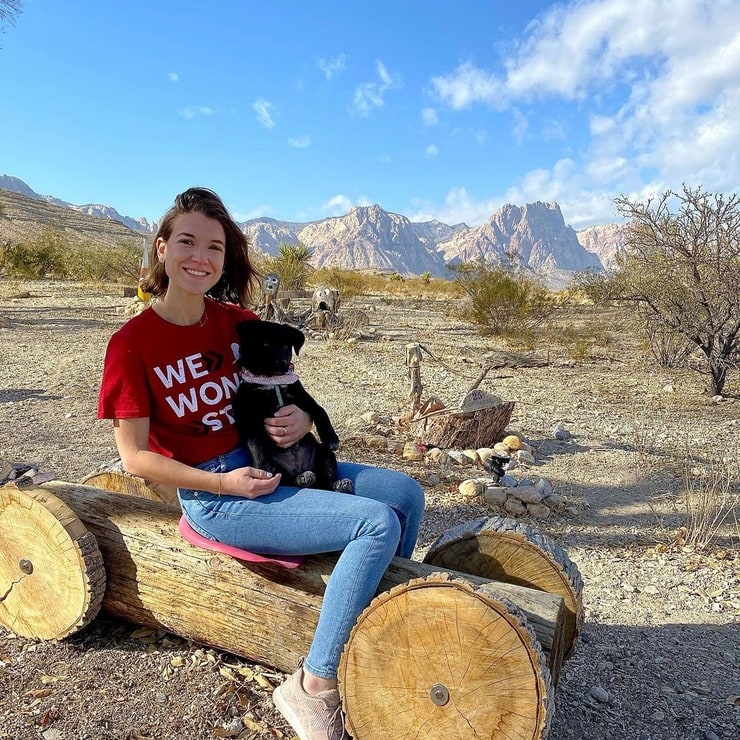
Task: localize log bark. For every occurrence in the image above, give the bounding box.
[14,480,566,681]
[416,401,514,449]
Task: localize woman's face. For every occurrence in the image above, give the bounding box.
[156,212,226,296]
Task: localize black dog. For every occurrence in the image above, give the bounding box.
[232,320,353,493]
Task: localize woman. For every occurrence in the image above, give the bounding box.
[98,187,424,740]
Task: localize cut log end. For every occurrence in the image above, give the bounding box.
[0,482,106,640]
[423,516,584,661]
[339,573,553,740]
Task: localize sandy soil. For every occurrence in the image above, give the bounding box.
[0,280,738,740]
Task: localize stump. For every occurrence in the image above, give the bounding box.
[0,483,105,640]
[417,401,515,449]
[339,573,553,740]
[423,516,583,665]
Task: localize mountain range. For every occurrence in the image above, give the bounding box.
[0,175,625,288]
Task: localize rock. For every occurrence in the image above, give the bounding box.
[482,486,508,506]
[553,422,571,441]
[424,447,445,463]
[544,493,566,507]
[461,449,480,465]
[526,503,552,519]
[516,449,536,465]
[386,438,404,454]
[366,435,388,449]
[493,442,511,456]
[360,411,380,425]
[476,447,496,465]
[509,486,544,504]
[447,450,472,466]
[534,477,554,496]
[502,434,522,451]
[589,686,610,703]
[402,442,424,461]
[458,478,486,497]
[503,498,527,516]
[500,474,518,487]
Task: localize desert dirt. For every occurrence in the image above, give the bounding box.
[0,279,738,740]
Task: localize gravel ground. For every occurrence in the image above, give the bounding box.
[1,280,738,740]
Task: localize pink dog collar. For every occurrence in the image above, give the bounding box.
[238,367,298,385]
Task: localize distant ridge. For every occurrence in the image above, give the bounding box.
[1,175,627,287]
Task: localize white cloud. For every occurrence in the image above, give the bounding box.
[253,97,277,129]
[351,61,402,116]
[511,108,528,145]
[425,144,439,158]
[426,0,740,226]
[288,136,311,149]
[321,193,372,216]
[167,72,179,83]
[421,107,439,126]
[318,54,347,79]
[178,106,214,119]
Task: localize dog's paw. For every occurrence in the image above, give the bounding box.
[295,471,317,487]
[332,478,354,494]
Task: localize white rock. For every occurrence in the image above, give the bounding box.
[553,423,571,441]
[447,450,472,466]
[477,447,496,465]
[516,450,536,465]
[360,411,380,424]
[462,449,480,465]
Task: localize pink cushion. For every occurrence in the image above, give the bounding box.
[178,516,302,569]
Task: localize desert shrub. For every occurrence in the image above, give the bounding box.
[643,319,695,368]
[450,260,559,339]
[675,455,738,551]
[0,228,69,278]
[263,242,314,290]
[64,241,140,283]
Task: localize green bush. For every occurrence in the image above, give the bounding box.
[450,261,559,339]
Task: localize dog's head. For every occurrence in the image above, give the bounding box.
[235,320,305,377]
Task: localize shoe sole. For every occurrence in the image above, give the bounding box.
[272,685,311,740]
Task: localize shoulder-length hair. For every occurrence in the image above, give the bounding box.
[141,187,260,307]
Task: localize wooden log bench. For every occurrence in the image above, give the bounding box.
[0,478,583,739]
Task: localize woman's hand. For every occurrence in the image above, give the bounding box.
[222,467,281,499]
[264,404,312,448]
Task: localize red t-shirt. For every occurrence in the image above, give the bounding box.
[98,298,258,466]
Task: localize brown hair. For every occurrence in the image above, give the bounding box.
[141,187,259,307]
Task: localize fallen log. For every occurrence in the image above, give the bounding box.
[1,480,567,739]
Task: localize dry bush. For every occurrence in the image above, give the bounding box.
[676,456,739,551]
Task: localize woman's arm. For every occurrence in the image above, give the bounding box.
[114,417,281,499]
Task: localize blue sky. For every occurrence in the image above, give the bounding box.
[2,0,739,230]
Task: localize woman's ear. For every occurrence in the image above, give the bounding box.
[155,237,167,262]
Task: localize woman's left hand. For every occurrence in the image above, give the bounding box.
[264,404,312,448]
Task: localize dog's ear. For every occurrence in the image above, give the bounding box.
[285,324,305,355]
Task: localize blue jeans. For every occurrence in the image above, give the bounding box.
[178,446,424,679]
